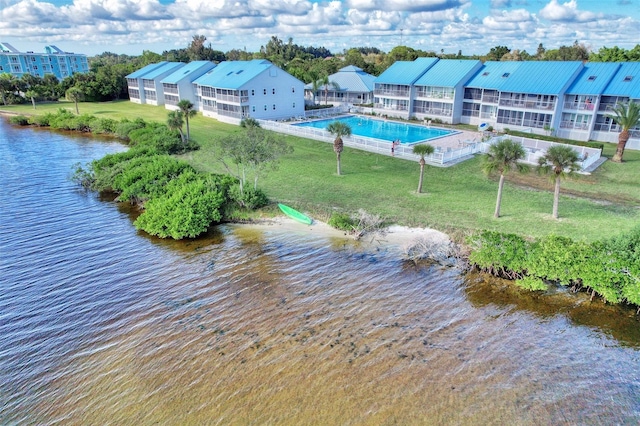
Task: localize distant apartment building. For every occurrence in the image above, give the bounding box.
[0,42,89,80]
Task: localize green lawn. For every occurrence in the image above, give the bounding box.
[3,100,639,242]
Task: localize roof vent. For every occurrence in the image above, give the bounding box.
[623,75,633,82]
[236,70,243,74]
[482,72,490,76]
[587,75,596,81]
[502,72,510,78]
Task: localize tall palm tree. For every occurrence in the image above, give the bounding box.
[537,145,580,219]
[482,139,528,218]
[606,101,640,163]
[412,143,435,194]
[167,110,185,143]
[177,99,197,141]
[315,75,340,105]
[24,89,38,109]
[65,87,84,114]
[326,121,351,176]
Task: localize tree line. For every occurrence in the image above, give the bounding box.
[1,35,639,110]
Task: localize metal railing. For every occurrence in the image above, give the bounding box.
[487,134,602,172]
[257,118,483,166]
[562,102,595,111]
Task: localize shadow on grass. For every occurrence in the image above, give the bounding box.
[93,110,116,115]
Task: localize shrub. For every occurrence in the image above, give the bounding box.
[229,185,269,210]
[328,212,355,231]
[133,171,229,239]
[92,117,118,134]
[115,118,146,140]
[8,115,29,125]
[28,113,54,127]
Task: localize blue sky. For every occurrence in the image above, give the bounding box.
[0,0,638,57]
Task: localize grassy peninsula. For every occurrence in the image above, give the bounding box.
[2,100,639,243]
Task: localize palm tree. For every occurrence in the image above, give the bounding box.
[537,145,580,219]
[326,121,351,176]
[606,101,640,163]
[24,89,38,109]
[482,139,528,218]
[315,75,340,105]
[65,87,84,114]
[167,110,185,143]
[412,143,435,194]
[177,99,197,141]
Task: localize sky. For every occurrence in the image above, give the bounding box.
[0,0,638,57]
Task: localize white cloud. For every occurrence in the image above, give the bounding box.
[538,0,601,23]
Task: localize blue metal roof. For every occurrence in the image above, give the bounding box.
[374,57,438,85]
[125,61,167,78]
[305,65,376,92]
[161,61,216,84]
[465,61,524,90]
[566,62,621,95]
[141,62,185,80]
[414,59,482,87]
[499,61,583,95]
[193,59,274,89]
[603,62,640,99]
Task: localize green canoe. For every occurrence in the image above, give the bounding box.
[278,203,313,225]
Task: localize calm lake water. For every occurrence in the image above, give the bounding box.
[1,118,639,425]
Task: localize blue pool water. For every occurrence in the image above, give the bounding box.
[294,115,456,144]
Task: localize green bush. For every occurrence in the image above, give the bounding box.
[467,227,640,309]
[115,118,146,140]
[466,231,529,279]
[92,117,119,134]
[110,155,194,203]
[28,112,54,127]
[328,212,356,231]
[8,115,30,125]
[134,171,229,239]
[229,185,269,210]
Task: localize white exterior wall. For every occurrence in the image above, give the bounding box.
[245,67,304,120]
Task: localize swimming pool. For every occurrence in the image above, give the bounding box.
[293,115,457,144]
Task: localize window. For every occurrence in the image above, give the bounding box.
[292,87,295,93]
[272,88,275,94]
[623,76,633,82]
[273,104,276,110]
[251,89,255,96]
[252,106,255,112]
[264,105,267,110]
[263,88,267,95]
[293,102,295,108]
[587,75,597,81]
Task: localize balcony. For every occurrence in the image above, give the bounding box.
[215,94,249,103]
[482,95,498,103]
[562,102,595,111]
[413,107,452,116]
[374,88,410,97]
[499,99,555,110]
[374,103,408,111]
[560,121,590,130]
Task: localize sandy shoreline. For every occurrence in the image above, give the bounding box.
[242,215,452,256]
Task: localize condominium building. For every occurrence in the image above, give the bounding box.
[0,42,89,80]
